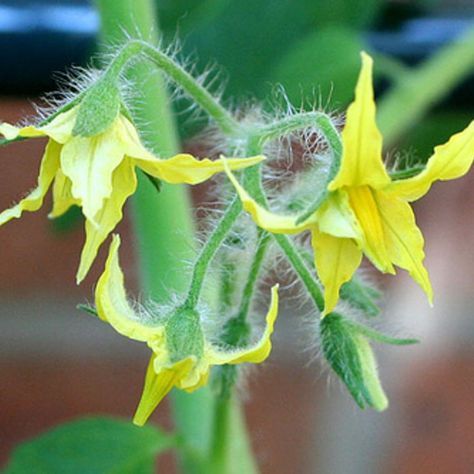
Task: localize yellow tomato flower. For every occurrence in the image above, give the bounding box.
[224,52,474,315]
[0,106,264,282]
[95,235,279,425]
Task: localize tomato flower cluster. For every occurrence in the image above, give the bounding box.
[1,45,473,422]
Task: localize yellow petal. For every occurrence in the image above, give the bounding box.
[115,114,157,161]
[0,107,77,142]
[135,153,265,185]
[387,120,474,201]
[95,234,162,341]
[329,52,390,190]
[0,140,60,225]
[347,186,394,273]
[39,107,78,144]
[207,285,279,365]
[176,360,210,392]
[77,159,138,283]
[374,191,433,303]
[223,160,317,233]
[311,230,362,315]
[60,124,125,223]
[49,169,81,218]
[0,122,48,140]
[133,355,195,426]
[316,191,362,239]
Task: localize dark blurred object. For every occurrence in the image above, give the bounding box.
[0,1,472,108]
[369,17,474,59]
[0,0,97,94]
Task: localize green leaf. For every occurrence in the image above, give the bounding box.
[270,27,364,107]
[73,78,122,137]
[4,417,176,474]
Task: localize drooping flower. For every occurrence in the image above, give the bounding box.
[224,52,474,315]
[95,235,279,426]
[0,106,264,282]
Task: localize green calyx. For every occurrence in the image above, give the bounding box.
[72,76,122,137]
[165,307,205,363]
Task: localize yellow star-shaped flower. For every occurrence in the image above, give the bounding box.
[95,235,279,425]
[0,106,264,282]
[224,52,474,315]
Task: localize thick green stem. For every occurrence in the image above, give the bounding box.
[94,2,215,473]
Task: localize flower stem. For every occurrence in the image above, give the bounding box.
[108,39,242,137]
[184,196,242,308]
[255,111,341,158]
[235,229,271,323]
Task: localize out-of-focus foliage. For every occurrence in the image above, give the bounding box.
[156,0,380,105]
[4,417,175,474]
[153,0,471,157]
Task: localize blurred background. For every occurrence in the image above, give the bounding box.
[1,0,474,472]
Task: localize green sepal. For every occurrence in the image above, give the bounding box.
[340,277,381,317]
[144,172,162,193]
[165,307,204,363]
[72,77,122,137]
[320,312,388,411]
[345,320,419,346]
[76,303,98,318]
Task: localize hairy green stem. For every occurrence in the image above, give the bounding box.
[184,196,242,308]
[273,234,325,312]
[236,229,271,323]
[108,39,242,136]
[241,156,326,313]
[255,111,341,158]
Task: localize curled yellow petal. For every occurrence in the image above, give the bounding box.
[60,123,125,223]
[49,169,80,218]
[387,120,474,201]
[329,52,390,190]
[207,284,279,365]
[77,159,138,283]
[311,230,362,316]
[0,122,47,140]
[133,355,195,426]
[374,191,433,304]
[95,234,162,342]
[135,153,265,185]
[223,160,317,233]
[0,140,60,225]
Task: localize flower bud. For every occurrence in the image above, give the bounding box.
[321,312,387,411]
